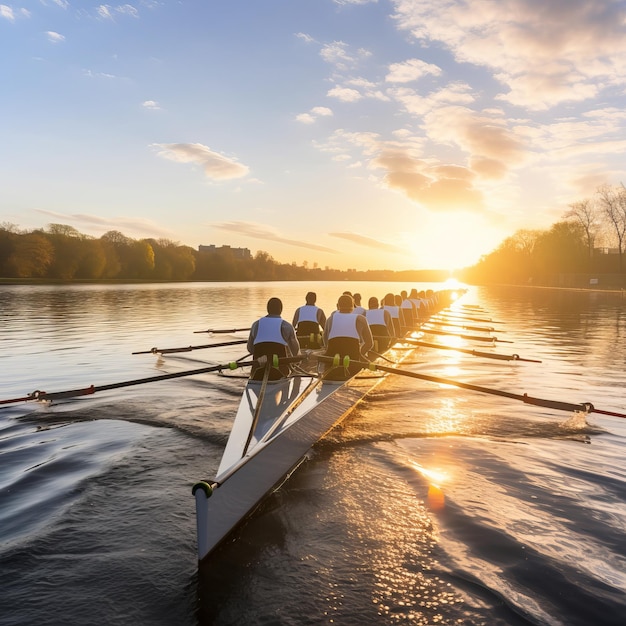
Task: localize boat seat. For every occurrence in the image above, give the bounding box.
[323,337,363,381]
[251,342,289,381]
[369,325,391,352]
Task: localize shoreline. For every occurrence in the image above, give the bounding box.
[1,277,625,295]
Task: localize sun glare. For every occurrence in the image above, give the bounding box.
[402,212,498,271]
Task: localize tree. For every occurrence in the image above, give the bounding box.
[5,232,54,277]
[466,228,541,284]
[596,184,626,272]
[533,221,587,278]
[564,199,599,267]
[0,225,17,274]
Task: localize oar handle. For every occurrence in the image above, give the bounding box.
[132,339,248,355]
[193,327,251,334]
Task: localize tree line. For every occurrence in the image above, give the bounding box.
[461,184,626,287]
[2,183,624,286]
[0,223,449,283]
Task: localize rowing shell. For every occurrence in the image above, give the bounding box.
[193,291,458,563]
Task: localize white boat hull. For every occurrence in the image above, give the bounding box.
[195,378,377,560]
[194,290,462,562]
[194,363,400,562]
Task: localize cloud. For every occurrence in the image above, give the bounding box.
[327,86,363,102]
[212,221,339,254]
[423,106,528,170]
[296,106,333,124]
[33,209,173,238]
[46,31,65,43]
[391,0,626,110]
[152,143,250,180]
[390,82,475,115]
[142,100,161,110]
[320,41,371,71]
[116,4,139,18]
[96,4,139,20]
[328,232,404,253]
[96,5,113,19]
[370,147,485,212]
[83,69,120,79]
[334,0,378,5]
[386,58,442,83]
[296,32,315,44]
[0,5,14,21]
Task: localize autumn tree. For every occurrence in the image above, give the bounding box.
[5,231,54,277]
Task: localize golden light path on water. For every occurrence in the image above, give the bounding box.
[320,449,464,625]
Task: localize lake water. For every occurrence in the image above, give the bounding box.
[1,281,625,625]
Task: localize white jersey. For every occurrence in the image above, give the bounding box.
[384,305,399,320]
[295,304,320,323]
[366,309,386,326]
[254,317,287,345]
[327,312,359,340]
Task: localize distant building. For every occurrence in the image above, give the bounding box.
[199,244,251,259]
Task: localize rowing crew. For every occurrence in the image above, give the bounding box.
[247,289,446,381]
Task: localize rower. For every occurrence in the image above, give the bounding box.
[323,294,373,379]
[409,288,423,321]
[247,297,300,380]
[352,293,366,316]
[365,296,394,352]
[292,291,326,349]
[382,293,402,337]
[400,290,417,329]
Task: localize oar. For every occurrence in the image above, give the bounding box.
[400,338,541,363]
[419,327,513,343]
[423,320,496,333]
[434,313,502,324]
[345,359,626,419]
[0,356,303,406]
[193,327,250,334]
[132,339,247,355]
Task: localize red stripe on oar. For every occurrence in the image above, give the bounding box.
[591,408,626,419]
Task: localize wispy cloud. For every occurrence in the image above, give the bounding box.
[0,4,14,21]
[320,41,371,71]
[329,232,404,253]
[1,3,30,20]
[96,4,139,20]
[152,143,250,181]
[295,32,315,44]
[213,221,339,254]
[46,31,65,43]
[34,209,174,238]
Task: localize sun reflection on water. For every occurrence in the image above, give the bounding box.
[319,448,464,624]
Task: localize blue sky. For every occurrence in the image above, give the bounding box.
[2,0,625,271]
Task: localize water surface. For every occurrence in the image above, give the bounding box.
[1,282,625,625]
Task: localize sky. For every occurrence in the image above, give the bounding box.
[2,0,626,271]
